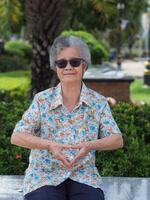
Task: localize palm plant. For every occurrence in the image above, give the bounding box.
[26,0,64,97]
[91,0,116,26]
[66,0,116,30]
[0,0,22,38]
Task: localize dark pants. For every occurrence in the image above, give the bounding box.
[24,178,105,200]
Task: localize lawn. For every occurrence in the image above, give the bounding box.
[130,78,150,104]
[0,70,30,90]
[0,70,150,104]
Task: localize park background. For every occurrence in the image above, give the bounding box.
[0,0,149,181]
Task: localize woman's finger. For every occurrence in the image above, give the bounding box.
[70,150,84,167]
[61,144,74,149]
[58,153,71,168]
[59,162,65,168]
[69,144,82,149]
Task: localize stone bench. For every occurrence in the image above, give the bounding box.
[0,176,149,200]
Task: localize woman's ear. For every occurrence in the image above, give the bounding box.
[83,63,88,72]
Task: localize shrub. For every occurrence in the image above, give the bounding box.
[0,93,149,176]
[61,30,108,64]
[5,40,32,59]
[0,87,29,102]
[0,40,32,72]
[0,89,30,174]
[96,102,150,177]
[0,55,29,72]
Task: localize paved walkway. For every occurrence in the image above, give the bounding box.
[111,59,145,78]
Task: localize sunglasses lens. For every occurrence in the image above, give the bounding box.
[70,58,82,67]
[55,59,67,68]
[55,58,84,68]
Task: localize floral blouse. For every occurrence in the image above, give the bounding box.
[13,82,122,195]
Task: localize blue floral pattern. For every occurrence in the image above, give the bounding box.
[13,82,122,195]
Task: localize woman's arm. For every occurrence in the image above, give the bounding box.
[87,133,124,151]
[70,134,123,168]
[10,132,50,150]
[11,132,72,168]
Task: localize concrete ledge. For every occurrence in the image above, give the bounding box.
[83,67,134,102]
[0,176,150,200]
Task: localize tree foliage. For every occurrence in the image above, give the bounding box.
[65,0,116,31]
[0,0,23,38]
[108,0,147,48]
[123,0,147,47]
[65,0,147,49]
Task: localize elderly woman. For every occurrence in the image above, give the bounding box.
[11,36,123,200]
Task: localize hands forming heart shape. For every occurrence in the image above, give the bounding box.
[48,141,90,169]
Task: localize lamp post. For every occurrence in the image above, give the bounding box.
[116,0,125,70]
[144,0,150,85]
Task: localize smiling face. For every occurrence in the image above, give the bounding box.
[56,47,87,84]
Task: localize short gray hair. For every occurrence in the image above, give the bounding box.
[49,35,91,71]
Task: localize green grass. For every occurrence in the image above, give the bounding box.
[0,71,150,104]
[130,78,150,104]
[0,70,30,90]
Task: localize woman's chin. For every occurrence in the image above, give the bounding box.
[61,77,81,83]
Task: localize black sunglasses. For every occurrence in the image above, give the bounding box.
[55,58,85,69]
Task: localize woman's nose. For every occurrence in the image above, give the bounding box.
[65,62,73,69]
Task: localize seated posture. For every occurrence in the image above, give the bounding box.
[11,36,123,200]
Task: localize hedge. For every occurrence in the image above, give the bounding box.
[5,40,32,59]
[0,90,29,174]
[0,40,32,72]
[61,30,108,64]
[0,90,149,176]
[96,102,150,177]
[0,55,29,72]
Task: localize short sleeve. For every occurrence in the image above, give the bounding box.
[99,101,122,138]
[13,94,41,136]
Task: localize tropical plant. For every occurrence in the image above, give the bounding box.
[65,0,116,31]
[0,0,23,38]
[26,0,64,98]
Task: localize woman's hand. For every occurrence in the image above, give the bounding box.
[70,142,91,168]
[48,141,72,169]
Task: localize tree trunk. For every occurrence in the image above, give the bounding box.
[26,0,64,98]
